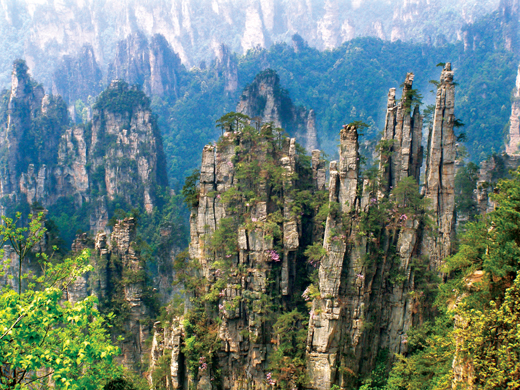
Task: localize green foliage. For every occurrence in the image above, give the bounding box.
[387,168,520,389]
[454,162,479,219]
[385,314,454,390]
[182,306,222,381]
[0,215,122,389]
[181,169,200,208]
[0,212,47,294]
[209,217,238,256]
[93,81,150,115]
[268,309,309,389]
[359,350,390,390]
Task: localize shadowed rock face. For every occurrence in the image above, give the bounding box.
[236,69,318,152]
[52,44,104,105]
[150,65,457,389]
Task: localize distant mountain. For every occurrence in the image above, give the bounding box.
[0,0,500,89]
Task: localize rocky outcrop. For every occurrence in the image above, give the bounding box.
[150,64,457,388]
[380,73,423,190]
[51,45,103,105]
[107,33,181,99]
[236,69,318,152]
[0,60,68,210]
[88,80,168,229]
[105,217,151,369]
[148,319,185,390]
[150,121,325,389]
[67,218,153,370]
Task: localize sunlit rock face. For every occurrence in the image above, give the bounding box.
[0,0,500,88]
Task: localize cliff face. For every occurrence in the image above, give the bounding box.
[150,119,326,389]
[150,64,458,389]
[107,33,181,99]
[0,60,68,209]
[214,44,238,93]
[506,65,520,155]
[237,70,318,152]
[67,218,153,370]
[88,79,168,230]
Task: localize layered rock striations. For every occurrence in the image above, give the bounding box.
[380,73,423,190]
[422,63,457,270]
[67,218,153,370]
[237,69,318,152]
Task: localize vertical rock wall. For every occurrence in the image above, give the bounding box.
[506,65,520,155]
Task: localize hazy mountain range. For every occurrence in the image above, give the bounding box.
[0,0,501,88]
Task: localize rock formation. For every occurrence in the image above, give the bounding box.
[52,45,104,105]
[422,63,457,270]
[305,63,457,389]
[380,72,423,190]
[67,218,153,370]
[214,44,238,93]
[506,65,520,154]
[107,33,181,99]
[236,69,318,152]
[149,65,458,389]
[150,120,325,389]
[0,61,168,232]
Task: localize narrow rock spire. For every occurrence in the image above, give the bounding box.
[422,62,457,269]
[506,65,520,155]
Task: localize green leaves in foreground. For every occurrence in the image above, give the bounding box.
[0,216,122,389]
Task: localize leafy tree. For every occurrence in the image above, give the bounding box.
[0,214,122,389]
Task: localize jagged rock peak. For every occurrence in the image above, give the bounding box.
[1,60,68,209]
[237,69,319,152]
[89,80,168,229]
[380,72,423,190]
